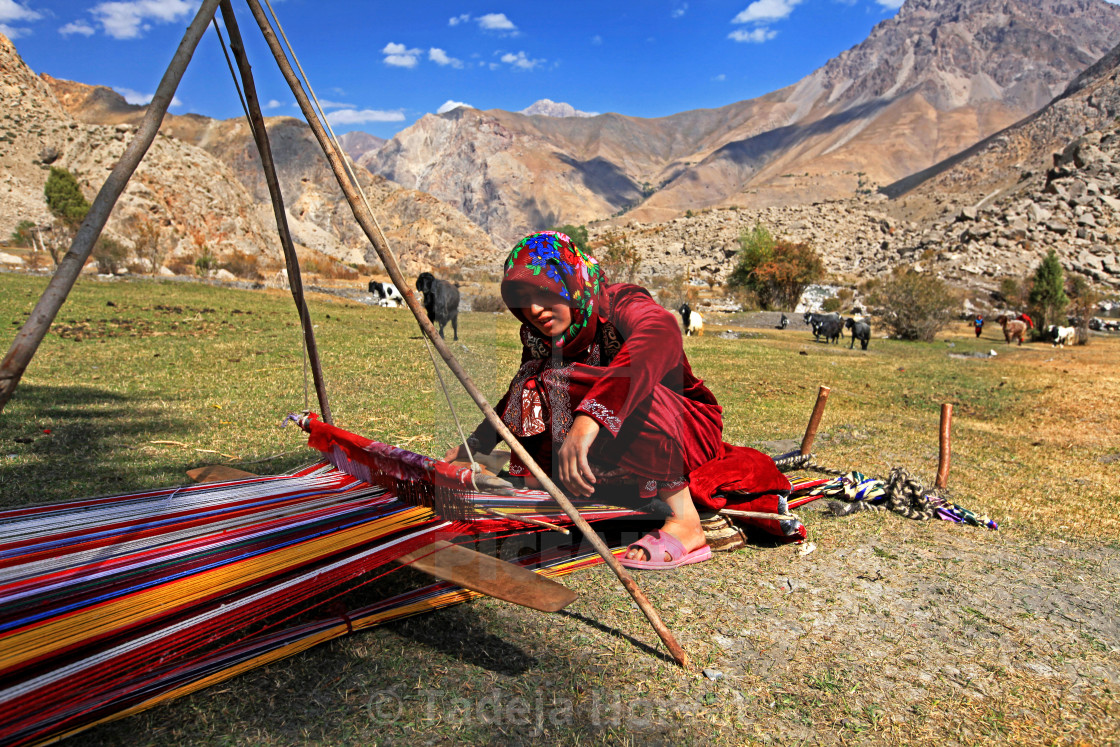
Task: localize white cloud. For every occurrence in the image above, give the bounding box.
[114,86,182,107]
[713,73,726,82]
[91,0,194,40]
[448,13,470,26]
[0,0,40,37]
[437,100,471,113]
[429,47,463,68]
[875,0,904,7]
[500,51,543,71]
[60,21,96,36]
[264,99,287,109]
[314,98,353,109]
[732,0,801,24]
[477,12,516,32]
[591,34,602,45]
[382,41,421,68]
[728,27,777,43]
[0,0,40,23]
[325,108,406,125]
[672,4,688,18]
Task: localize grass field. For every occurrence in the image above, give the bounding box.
[1,272,1118,745]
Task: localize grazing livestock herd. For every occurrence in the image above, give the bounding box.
[374,273,1101,352]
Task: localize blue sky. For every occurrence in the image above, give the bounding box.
[0,0,956,139]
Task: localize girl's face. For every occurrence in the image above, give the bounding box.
[507,285,573,338]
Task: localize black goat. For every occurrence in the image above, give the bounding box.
[804,312,842,342]
[845,317,871,350]
[415,272,460,340]
[778,313,789,330]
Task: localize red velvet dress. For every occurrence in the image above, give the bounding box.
[470,284,724,497]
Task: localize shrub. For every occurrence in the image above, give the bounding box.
[220,250,262,280]
[10,220,36,248]
[194,249,216,276]
[870,268,957,341]
[471,293,507,313]
[595,230,641,283]
[92,237,129,274]
[821,297,843,313]
[167,256,194,275]
[728,225,824,310]
[132,217,172,274]
[44,167,90,227]
[646,272,696,309]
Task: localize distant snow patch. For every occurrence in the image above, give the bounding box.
[519,99,598,118]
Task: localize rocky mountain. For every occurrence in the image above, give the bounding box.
[364,0,1120,247]
[336,130,385,162]
[582,40,1120,297]
[17,59,499,275]
[519,100,598,118]
[1,38,272,262]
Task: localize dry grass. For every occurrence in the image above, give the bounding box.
[1,272,1118,746]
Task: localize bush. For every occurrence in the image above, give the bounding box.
[194,249,216,276]
[728,225,824,310]
[10,220,36,248]
[44,167,90,227]
[471,293,507,313]
[92,237,129,274]
[821,297,843,313]
[595,230,641,283]
[870,268,957,341]
[220,250,262,280]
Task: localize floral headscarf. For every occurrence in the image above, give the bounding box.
[501,231,609,354]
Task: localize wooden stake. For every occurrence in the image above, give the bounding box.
[935,403,952,489]
[0,0,222,414]
[218,0,332,423]
[719,508,800,523]
[800,385,831,455]
[244,0,691,669]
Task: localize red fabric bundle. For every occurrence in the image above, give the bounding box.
[689,443,805,541]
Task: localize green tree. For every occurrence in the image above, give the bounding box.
[1028,250,1068,332]
[870,268,957,341]
[44,167,90,227]
[728,225,823,310]
[551,224,590,253]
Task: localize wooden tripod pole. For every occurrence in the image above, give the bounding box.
[243,0,691,668]
[218,0,331,424]
[0,0,222,414]
[935,403,953,489]
[800,385,831,455]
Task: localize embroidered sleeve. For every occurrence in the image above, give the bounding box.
[575,286,683,436]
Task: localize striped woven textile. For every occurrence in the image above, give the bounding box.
[0,461,641,746]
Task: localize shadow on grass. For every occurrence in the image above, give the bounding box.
[0,384,189,507]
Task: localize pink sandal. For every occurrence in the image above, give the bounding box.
[619,530,712,570]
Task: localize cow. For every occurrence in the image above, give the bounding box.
[415,272,460,340]
[678,303,703,336]
[1047,325,1076,348]
[996,314,1027,345]
[845,317,871,350]
[368,280,404,308]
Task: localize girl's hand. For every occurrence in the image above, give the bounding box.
[558,415,600,497]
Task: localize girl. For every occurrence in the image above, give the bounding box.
[445,231,723,569]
